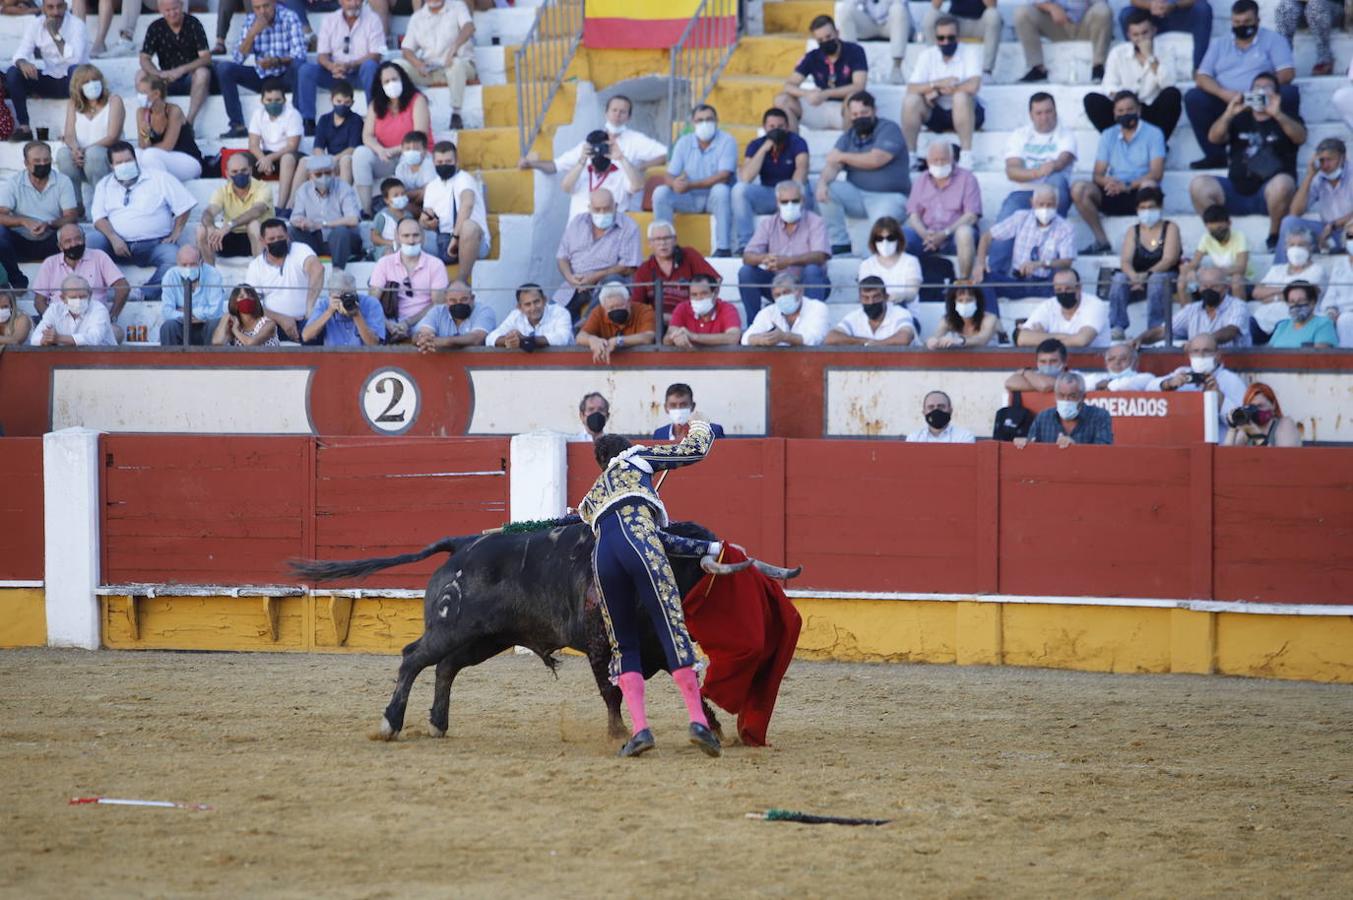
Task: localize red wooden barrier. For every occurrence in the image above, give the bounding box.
[0,438,44,581]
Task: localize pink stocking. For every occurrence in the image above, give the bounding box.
[617,671,649,734]
[671,666,709,727]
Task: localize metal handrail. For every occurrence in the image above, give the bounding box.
[666,0,740,146]
[515,0,585,159]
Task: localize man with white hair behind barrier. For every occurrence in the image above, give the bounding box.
[1088,342,1154,391]
[29,275,117,347]
[1015,372,1115,448]
[576,276,656,365]
[741,272,830,347]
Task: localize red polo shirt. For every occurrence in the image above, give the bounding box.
[629,246,720,309]
[669,298,741,334]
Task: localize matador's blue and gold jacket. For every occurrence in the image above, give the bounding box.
[577,421,714,532]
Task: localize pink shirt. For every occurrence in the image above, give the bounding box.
[372,94,422,149]
[318,7,385,65]
[368,251,449,320]
[33,248,127,310]
[905,165,981,232]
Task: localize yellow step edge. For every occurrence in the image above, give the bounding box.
[764,0,834,35]
[629,210,712,257]
[482,82,577,128]
[459,126,554,171]
[478,168,535,215]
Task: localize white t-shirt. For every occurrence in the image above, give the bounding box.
[832,305,915,343]
[422,170,490,237]
[565,163,636,220]
[740,298,830,346]
[1023,294,1111,348]
[856,253,921,308]
[1083,371,1156,391]
[556,129,667,171]
[1318,256,1353,315]
[1002,123,1077,170]
[248,105,304,154]
[244,243,318,318]
[906,424,976,443]
[907,45,982,111]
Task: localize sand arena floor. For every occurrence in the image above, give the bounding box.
[1,648,1351,898]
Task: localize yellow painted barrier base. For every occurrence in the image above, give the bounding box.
[0,588,46,648]
[90,594,1353,684]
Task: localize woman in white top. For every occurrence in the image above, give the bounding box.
[57,65,125,211]
[926,281,1000,348]
[856,216,921,311]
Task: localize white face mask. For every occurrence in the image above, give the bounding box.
[1033,206,1056,225]
[667,407,693,426]
[690,297,715,317]
[876,239,898,257]
[591,211,615,230]
[604,120,626,135]
[81,81,103,100]
[928,163,952,180]
[0,308,11,324]
[775,293,801,316]
[1286,246,1311,267]
[693,120,717,142]
[955,300,978,319]
[66,296,89,316]
[1056,400,1081,420]
[778,201,802,224]
[1189,354,1217,374]
[400,149,423,166]
[135,92,151,109]
[382,79,403,99]
[390,194,409,210]
[1110,367,1136,380]
[1137,208,1161,227]
[113,160,139,182]
[399,242,422,258]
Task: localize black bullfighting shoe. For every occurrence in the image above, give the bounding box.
[618,728,656,758]
[688,722,722,758]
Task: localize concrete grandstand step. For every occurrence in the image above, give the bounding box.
[765,0,834,35]
[433,126,551,170]
[722,34,815,78]
[482,82,576,129]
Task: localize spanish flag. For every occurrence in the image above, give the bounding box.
[584,0,737,49]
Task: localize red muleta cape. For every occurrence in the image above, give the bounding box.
[681,545,801,747]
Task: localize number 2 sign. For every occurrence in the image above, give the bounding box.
[360,368,421,435]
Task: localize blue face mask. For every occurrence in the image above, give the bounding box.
[775,293,801,315]
[179,266,200,281]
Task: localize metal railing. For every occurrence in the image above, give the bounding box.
[666,0,741,146]
[515,0,585,159]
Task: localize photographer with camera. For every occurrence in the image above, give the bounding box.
[1224,382,1302,447]
[558,128,643,221]
[301,270,385,346]
[1151,332,1247,441]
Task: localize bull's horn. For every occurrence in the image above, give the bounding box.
[752,560,803,580]
[701,555,753,575]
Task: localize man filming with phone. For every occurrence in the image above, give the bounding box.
[1151,333,1247,441]
[302,270,386,346]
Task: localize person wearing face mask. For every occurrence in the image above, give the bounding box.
[1015,372,1115,448]
[826,275,916,346]
[630,220,720,316]
[392,130,433,205]
[907,390,975,443]
[1138,266,1252,348]
[1266,281,1338,349]
[58,65,123,214]
[370,178,411,258]
[419,140,489,283]
[664,274,742,349]
[133,71,204,183]
[211,284,279,347]
[857,216,921,310]
[1004,337,1069,393]
[353,62,431,215]
[301,270,386,347]
[245,79,304,212]
[1108,186,1180,341]
[1280,139,1353,262]
[30,275,118,347]
[32,222,130,321]
[653,383,726,440]
[902,141,980,279]
[1152,333,1246,440]
[553,189,642,319]
[738,182,831,324]
[243,217,326,341]
[651,105,737,258]
[1086,11,1182,136]
[486,283,573,350]
[396,0,476,131]
[816,91,909,257]
[1224,382,1302,446]
[309,80,364,187]
[88,140,195,303]
[973,184,1075,310]
[572,392,611,443]
[1089,341,1154,391]
[368,216,449,340]
[1180,204,1249,304]
[5,0,89,144]
[288,154,363,270]
[0,291,33,347]
[1013,0,1113,84]
[901,16,984,154]
[196,151,273,266]
[577,277,656,365]
[1252,227,1327,337]
[1071,90,1166,255]
[214,0,306,140]
[297,0,384,136]
[1190,71,1304,254]
[559,129,643,220]
[773,15,869,131]
[834,0,911,84]
[741,272,830,347]
[1018,268,1111,349]
[922,0,1002,77]
[927,281,999,348]
[1185,0,1298,171]
[0,140,80,290]
[158,244,225,345]
[732,108,812,254]
[519,95,668,200]
[412,279,496,352]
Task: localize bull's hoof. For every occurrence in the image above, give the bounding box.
[427,722,447,739]
[617,728,656,758]
[368,716,398,742]
[608,722,629,741]
[689,722,722,758]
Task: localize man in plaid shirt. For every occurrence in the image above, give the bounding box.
[215,0,307,138]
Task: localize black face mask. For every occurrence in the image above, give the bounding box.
[818,38,840,56]
[1233,23,1257,40]
[938,40,958,58]
[435,164,457,181]
[1116,113,1139,130]
[267,239,289,258]
[32,163,51,180]
[607,308,630,325]
[1055,291,1079,310]
[64,242,85,261]
[862,300,885,320]
[925,408,952,430]
[331,103,351,119]
[1201,289,1223,308]
[585,411,607,433]
[449,302,472,320]
[852,116,876,137]
[766,128,787,145]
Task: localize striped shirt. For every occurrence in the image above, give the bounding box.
[1171,295,1252,348]
[231,7,307,76]
[987,209,1075,275]
[1028,404,1114,445]
[553,212,643,306]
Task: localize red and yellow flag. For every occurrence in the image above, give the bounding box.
[584,0,736,49]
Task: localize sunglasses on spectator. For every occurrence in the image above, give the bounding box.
[874,233,900,242]
[342,35,351,54]
[935,34,957,43]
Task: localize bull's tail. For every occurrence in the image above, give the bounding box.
[289,535,474,583]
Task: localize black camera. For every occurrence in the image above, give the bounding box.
[1228,405,1262,428]
[340,291,359,313]
[1188,371,1208,385]
[520,335,538,353]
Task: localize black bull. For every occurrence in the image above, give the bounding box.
[292,520,728,742]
